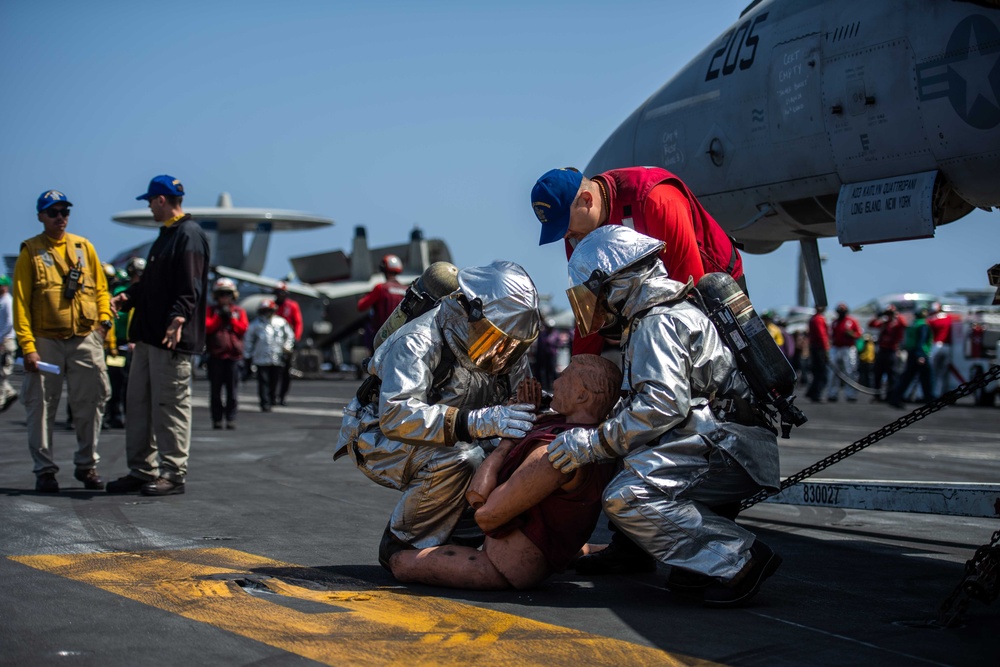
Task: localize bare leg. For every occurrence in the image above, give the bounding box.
[390,530,549,591]
[484,531,550,590]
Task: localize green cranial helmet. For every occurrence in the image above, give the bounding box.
[0,274,10,287]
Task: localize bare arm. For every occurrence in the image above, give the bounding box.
[466,439,515,509]
[475,445,574,533]
[468,378,544,508]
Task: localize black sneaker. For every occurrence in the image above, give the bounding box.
[74,468,105,490]
[106,474,147,493]
[702,540,782,608]
[213,422,223,430]
[141,478,185,496]
[35,473,59,493]
[226,422,236,430]
[574,540,658,575]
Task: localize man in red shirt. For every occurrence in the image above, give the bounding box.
[273,281,302,406]
[531,166,744,356]
[868,306,908,401]
[530,165,747,574]
[827,303,862,402]
[357,254,408,354]
[205,278,248,429]
[806,305,830,402]
[927,303,959,396]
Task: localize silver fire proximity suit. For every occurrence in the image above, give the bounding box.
[550,226,780,582]
[338,261,539,549]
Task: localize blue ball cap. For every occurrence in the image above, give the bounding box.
[531,167,582,245]
[36,189,73,213]
[137,174,185,200]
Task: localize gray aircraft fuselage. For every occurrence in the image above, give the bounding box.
[586,0,1000,254]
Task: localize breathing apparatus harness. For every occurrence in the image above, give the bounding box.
[579,262,806,437]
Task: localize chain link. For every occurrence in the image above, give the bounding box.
[741,364,1000,510]
[735,364,1000,628]
[937,528,1000,627]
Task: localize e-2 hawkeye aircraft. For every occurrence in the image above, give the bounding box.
[586,0,1000,306]
[216,226,453,350]
[113,193,452,351]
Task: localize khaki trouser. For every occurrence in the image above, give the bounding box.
[1,337,16,401]
[23,331,109,476]
[124,342,193,482]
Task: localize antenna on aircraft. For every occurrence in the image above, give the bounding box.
[112,193,333,273]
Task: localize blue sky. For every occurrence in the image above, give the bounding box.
[2,0,997,315]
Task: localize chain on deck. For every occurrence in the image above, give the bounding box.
[740,364,1000,510]
[737,364,1000,628]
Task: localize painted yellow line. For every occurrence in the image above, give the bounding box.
[11,548,721,667]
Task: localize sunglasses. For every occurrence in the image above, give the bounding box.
[44,208,71,219]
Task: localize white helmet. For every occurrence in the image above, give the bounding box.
[126,257,146,277]
[567,225,665,337]
[213,277,239,298]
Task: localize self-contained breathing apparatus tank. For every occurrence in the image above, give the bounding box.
[372,261,460,350]
[695,272,807,438]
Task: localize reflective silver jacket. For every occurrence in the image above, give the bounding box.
[244,315,294,366]
[357,305,531,451]
[598,276,780,492]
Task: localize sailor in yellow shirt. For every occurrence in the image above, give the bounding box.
[13,190,112,493]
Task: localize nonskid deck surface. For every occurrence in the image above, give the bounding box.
[1,375,996,666]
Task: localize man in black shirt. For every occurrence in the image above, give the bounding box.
[107,175,209,496]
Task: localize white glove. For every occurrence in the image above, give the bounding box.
[466,404,536,440]
[547,428,610,473]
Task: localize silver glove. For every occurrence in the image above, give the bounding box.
[466,403,536,440]
[547,427,611,473]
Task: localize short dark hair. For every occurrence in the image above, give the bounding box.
[165,195,183,207]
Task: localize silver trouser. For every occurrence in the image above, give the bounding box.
[24,332,109,475]
[827,345,859,400]
[931,342,951,396]
[124,342,193,482]
[603,446,760,581]
[353,426,485,549]
[0,337,16,401]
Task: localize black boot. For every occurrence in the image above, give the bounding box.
[449,505,485,548]
[378,523,415,573]
[574,533,657,575]
[702,540,782,608]
[664,567,715,600]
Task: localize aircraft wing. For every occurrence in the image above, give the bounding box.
[312,273,420,300]
[213,266,323,299]
[215,265,420,302]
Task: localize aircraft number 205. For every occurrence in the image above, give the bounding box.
[705,12,770,81]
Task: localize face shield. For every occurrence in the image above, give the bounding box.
[463,309,537,374]
[566,226,666,336]
[566,269,610,338]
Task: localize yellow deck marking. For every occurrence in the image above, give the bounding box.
[11,548,721,667]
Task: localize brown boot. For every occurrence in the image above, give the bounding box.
[74,468,105,490]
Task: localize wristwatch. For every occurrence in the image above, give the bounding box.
[100,320,114,331]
